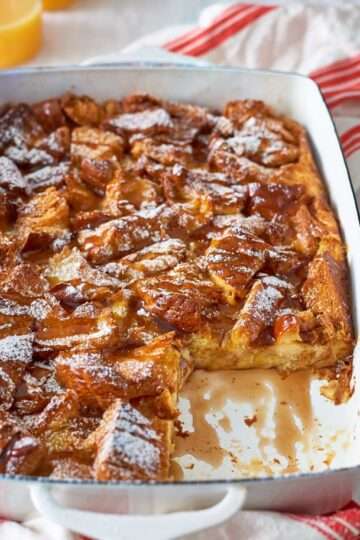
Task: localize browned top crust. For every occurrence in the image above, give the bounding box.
[0,93,354,480]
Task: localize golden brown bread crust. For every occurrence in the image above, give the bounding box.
[92,399,172,481]
[0,93,354,481]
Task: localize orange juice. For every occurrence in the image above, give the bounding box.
[0,0,42,68]
[43,0,74,9]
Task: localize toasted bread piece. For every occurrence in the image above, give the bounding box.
[77,207,164,264]
[0,412,45,475]
[17,187,70,251]
[51,458,93,479]
[206,225,268,304]
[56,333,181,413]
[93,400,172,481]
[302,244,353,359]
[71,126,124,164]
[62,94,103,127]
[134,263,223,333]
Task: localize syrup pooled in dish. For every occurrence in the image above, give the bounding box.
[0,94,354,480]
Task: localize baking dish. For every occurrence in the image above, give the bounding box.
[0,64,359,540]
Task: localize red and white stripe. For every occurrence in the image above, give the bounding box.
[332,517,360,537]
[164,3,277,57]
[340,124,360,158]
[291,515,342,540]
[164,3,250,52]
[289,503,360,540]
[165,6,360,110]
[311,54,360,111]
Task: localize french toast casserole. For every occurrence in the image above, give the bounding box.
[0,92,354,481]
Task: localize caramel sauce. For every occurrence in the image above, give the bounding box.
[244,414,257,427]
[174,368,314,477]
[169,459,184,481]
[218,415,231,433]
[173,373,227,470]
[271,370,313,473]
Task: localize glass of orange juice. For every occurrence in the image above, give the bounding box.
[43,0,74,9]
[0,0,42,68]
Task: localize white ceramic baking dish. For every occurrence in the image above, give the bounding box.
[0,64,359,540]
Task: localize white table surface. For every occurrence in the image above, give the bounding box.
[28,0,360,67]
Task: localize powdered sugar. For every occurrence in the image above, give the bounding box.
[0,298,28,316]
[109,108,173,134]
[46,247,120,288]
[29,299,53,320]
[96,401,162,477]
[0,333,33,364]
[261,275,292,290]
[244,281,284,323]
[0,156,26,192]
[25,162,69,191]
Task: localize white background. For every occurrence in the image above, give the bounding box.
[30,0,360,67]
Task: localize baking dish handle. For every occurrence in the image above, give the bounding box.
[30,484,246,540]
